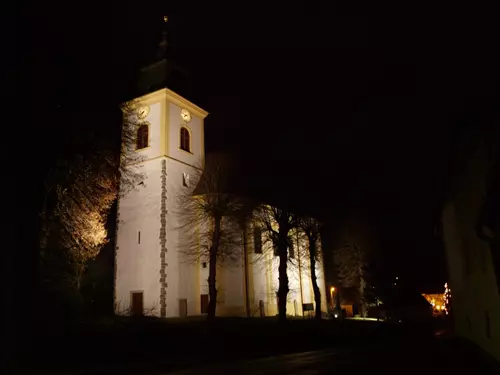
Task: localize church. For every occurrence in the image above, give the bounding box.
[114,20,327,319]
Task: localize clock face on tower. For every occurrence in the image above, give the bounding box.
[137,106,150,119]
[180,109,191,123]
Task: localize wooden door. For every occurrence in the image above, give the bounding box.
[200,294,209,314]
[131,292,143,316]
[179,298,188,317]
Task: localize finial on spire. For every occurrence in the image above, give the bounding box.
[156,16,169,60]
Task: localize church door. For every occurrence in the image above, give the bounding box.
[200,294,209,314]
[131,292,143,316]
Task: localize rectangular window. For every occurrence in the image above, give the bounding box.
[254,226,262,254]
[138,231,141,244]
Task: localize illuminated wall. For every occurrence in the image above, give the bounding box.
[442,139,500,361]
[115,88,327,319]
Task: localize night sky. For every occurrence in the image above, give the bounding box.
[23,2,499,292]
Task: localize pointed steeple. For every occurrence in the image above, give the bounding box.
[156,16,169,61]
[136,15,192,98]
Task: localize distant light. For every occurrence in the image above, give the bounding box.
[330,287,335,292]
[334,313,338,318]
[396,276,399,280]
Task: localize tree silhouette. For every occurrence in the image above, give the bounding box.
[333,217,376,317]
[297,216,323,320]
[176,154,245,320]
[255,205,296,322]
[39,103,142,296]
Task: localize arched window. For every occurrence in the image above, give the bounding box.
[180,127,191,152]
[136,124,149,150]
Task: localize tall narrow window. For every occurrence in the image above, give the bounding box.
[200,294,209,314]
[253,226,262,254]
[288,236,295,258]
[182,172,190,187]
[136,124,149,150]
[180,127,190,152]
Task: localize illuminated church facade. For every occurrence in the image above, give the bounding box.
[114,19,327,318]
[113,87,327,318]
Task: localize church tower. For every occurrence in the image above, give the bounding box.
[115,17,208,318]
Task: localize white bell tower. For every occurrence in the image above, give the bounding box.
[115,87,208,318]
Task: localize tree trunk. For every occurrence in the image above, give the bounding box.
[242,224,250,317]
[277,231,289,322]
[207,216,221,321]
[359,265,366,317]
[308,236,322,320]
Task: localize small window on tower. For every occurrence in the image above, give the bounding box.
[288,236,295,258]
[180,127,191,152]
[136,124,149,150]
[182,172,190,187]
[253,226,262,254]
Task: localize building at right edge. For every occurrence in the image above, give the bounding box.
[441,124,500,361]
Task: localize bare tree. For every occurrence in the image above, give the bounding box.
[334,242,370,316]
[298,216,323,320]
[176,154,244,320]
[39,104,143,295]
[255,205,296,322]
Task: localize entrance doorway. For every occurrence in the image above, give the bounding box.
[131,291,144,316]
[200,294,209,314]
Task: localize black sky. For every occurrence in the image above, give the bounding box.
[160,3,498,290]
[23,2,499,291]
